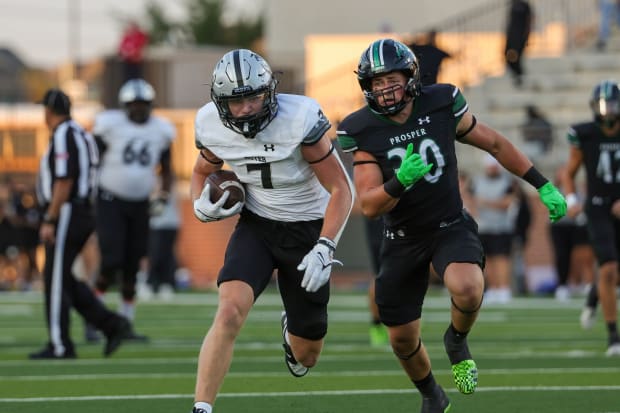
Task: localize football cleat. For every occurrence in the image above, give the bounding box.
[451,359,478,395]
[29,345,76,360]
[580,306,596,330]
[606,342,620,357]
[103,317,132,357]
[280,311,309,377]
[369,323,389,347]
[420,385,451,413]
[444,325,478,394]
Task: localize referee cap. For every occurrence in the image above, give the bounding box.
[39,88,71,115]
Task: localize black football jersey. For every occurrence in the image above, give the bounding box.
[337,83,468,230]
[568,121,620,201]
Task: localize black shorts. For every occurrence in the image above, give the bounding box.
[586,203,620,265]
[364,217,384,274]
[219,210,328,340]
[376,210,484,326]
[96,191,150,270]
[479,233,513,256]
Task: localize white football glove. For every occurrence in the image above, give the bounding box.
[298,237,342,293]
[193,183,243,223]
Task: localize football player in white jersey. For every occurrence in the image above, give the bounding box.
[189,49,354,413]
[92,79,175,340]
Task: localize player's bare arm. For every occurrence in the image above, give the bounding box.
[190,148,223,201]
[352,150,399,218]
[302,133,354,242]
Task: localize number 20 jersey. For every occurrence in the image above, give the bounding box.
[337,84,468,231]
[93,110,175,200]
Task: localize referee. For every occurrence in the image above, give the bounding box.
[30,88,132,359]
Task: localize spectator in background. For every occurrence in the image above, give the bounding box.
[9,182,41,290]
[505,0,533,87]
[0,196,18,290]
[520,105,553,162]
[118,21,149,81]
[472,154,518,304]
[596,0,620,51]
[407,29,451,86]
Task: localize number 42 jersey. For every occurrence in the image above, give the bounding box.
[93,110,175,201]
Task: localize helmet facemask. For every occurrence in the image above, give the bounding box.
[357,39,420,116]
[211,49,279,138]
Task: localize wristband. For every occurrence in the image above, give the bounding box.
[317,236,336,252]
[522,166,548,189]
[384,176,406,198]
[43,213,58,225]
[565,193,578,209]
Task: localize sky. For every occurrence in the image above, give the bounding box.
[0,0,263,69]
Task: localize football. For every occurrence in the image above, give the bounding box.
[205,169,245,209]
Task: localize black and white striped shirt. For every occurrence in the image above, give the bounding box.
[37,119,99,205]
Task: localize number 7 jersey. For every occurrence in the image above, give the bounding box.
[93,110,175,200]
[194,94,332,222]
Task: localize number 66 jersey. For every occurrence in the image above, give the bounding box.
[93,109,175,201]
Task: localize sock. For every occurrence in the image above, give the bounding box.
[120,300,135,321]
[413,371,438,398]
[193,401,212,413]
[444,323,472,364]
[607,322,619,343]
[450,323,469,338]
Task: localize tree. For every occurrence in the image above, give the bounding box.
[143,0,263,49]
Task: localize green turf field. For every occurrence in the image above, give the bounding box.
[1,287,619,413]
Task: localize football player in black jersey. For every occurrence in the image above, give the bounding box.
[337,38,566,412]
[562,80,620,357]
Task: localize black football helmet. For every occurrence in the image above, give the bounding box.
[590,80,620,128]
[356,38,421,115]
[118,78,155,124]
[210,49,279,138]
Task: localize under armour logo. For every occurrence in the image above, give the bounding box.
[264,144,275,152]
[418,116,430,125]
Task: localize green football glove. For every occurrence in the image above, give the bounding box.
[396,143,433,187]
[538,182,567,223]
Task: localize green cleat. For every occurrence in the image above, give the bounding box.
[451,359,478,394]
[369,324,389,347]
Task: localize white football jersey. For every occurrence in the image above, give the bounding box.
[195,94,331,222]
[94,110,175,200]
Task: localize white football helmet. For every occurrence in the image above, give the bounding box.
[210,49,278,138]
[118,78,155,123]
